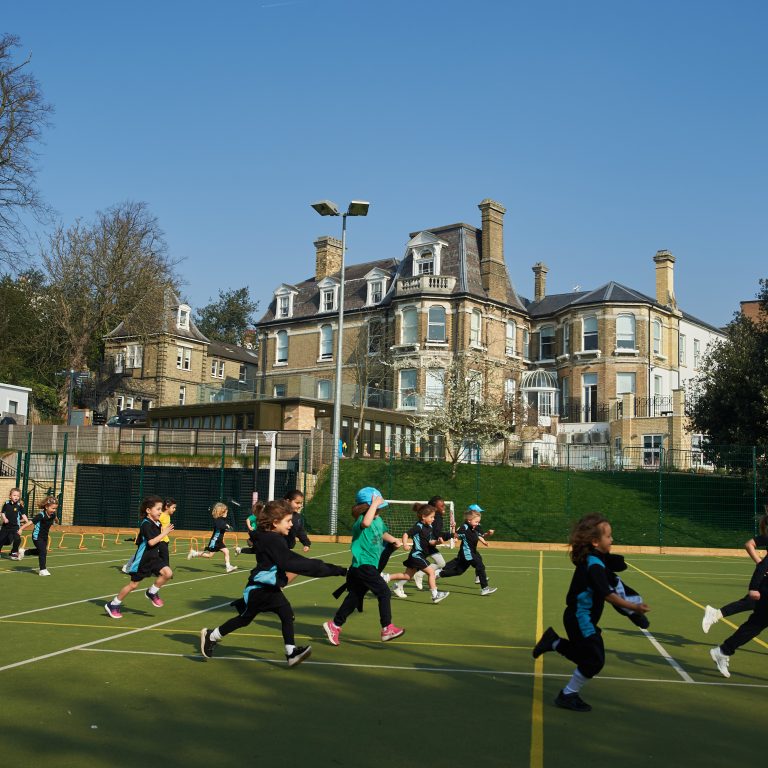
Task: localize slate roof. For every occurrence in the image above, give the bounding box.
[207,340,259,365]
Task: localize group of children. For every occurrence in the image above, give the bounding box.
[0,487,58,575]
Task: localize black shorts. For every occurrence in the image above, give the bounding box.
[0,528,18,547]
[128,557,164,582]
[158,541,170,568]
[404,554,430,570]
[206,534,226,552]
[240,587,292,619]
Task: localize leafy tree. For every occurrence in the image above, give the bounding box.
[687,279,768,448]
[0,34,53,265]
[195,287,258,345]
[410,353,507,479]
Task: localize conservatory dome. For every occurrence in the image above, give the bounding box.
[521,369,559,390]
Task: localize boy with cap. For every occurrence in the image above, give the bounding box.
[323,487,405,645]
[437,504,497,595]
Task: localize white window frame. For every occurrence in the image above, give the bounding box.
[275,287,297,319]
[321,287,337,313]
[124,397,134,410]
[399,369,417,410]
[470,309,482,347]
[317,379,332,400]
[176,346,191,371]
[616,372,636,395]
[413,248,437,276]
[319,324,333,360]
[239,365,247,384]
[368,318,384,355]
[178,385,186,406]
[273,383,287,398]
[505,320,517,356]
[563,323,571,355]
[653,319,663,356]
[693,338,701,369]
[427,305,447,343]
[116,395,124,411]
[467,369,482,406]
[522,328,530,360]
[643,434,662,467]
[425,368,445,410]
[126,344,143,369]
[504,378,516,406]
[367,279,385,306]
[401,306,418,344]
[616,314,636,350]
[177,305,191,330]
[582,316,598,352]
[276,330,289,364]
[114,351,125,373]
[679,334,687,365]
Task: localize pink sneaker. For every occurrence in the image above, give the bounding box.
[145,590,164,608]
[105,602,123,619]
[381,623,405,642]
[323,620,341,646]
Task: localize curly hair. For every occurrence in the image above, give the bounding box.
[257,499,292,531]
[412,502,436,521]
[139,495,164,518]
[568,513,609,565]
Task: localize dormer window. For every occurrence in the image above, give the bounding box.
[316,277,339,314]
[369,280,384,305]
[417,253,434,275]
[274,285,298,319]
[177,304,190,330]
[406,232,446,278]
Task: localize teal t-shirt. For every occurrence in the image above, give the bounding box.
[350,515,387,568]
[247,514,257,530]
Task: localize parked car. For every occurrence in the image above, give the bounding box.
[105,408,148,427]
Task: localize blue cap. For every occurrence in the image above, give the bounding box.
[355,487,388,508]
[468,503,484,513]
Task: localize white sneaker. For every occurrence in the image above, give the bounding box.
[121,564,130,574]
[432,591,450,604]
[702,605,722,634]
[234,546,242,556]
[17,548,25,561]
[39,569,51,576]
[710,646,731,678]
[393,584,407,599]
[187,549,198,560]
[226,564,238,573]
[480,586,497,596]
[413,571,424,590]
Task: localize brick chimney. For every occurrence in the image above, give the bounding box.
[478,199,508,302]
[315,236,343,281]
[532,262,548,302]
[653,250,677,309]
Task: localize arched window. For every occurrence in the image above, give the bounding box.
[470,309,482,346]
[276,330,288,363]
[319,324,333,360]
[616,314,636,349]
[317,379,332,400]
[427,306,446,342]
[401,307,418,344]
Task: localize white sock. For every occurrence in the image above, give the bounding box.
[563,669,588,695]
[285,644,296,655]
[148,586,159,595]
[112,597,122,605]
[396,579,408,588]
[431,588,438,598]
[433,568,442,578]
[210,627,222,642]
[381,573,390,582]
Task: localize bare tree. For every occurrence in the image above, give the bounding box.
[348,316,391,458]
[0,34,53,264]
[41,201,180,372]
[411,353,507,479]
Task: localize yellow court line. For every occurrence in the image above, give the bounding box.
[628,562,768,651]
[0,617,526,650]
[530,551,544,768]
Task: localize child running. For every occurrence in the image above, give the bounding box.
[531,513,650,711]
[413,495,450,591]
[387,503,449,604]
[437,504,497,596]
[284,490,311,552]
[22,496,58,576]
[122,497,176,574]
[323,487,405,646]
[200,499,346,667]
[105,495,175,619]
[235,501,264,557]
[0,488,28,560]
[187,502,237,572]
[702,505,768,633]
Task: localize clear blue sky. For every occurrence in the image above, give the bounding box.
[5,0,767,327]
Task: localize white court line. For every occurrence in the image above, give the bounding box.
[640,628,694,683]
[77,647,768,688]
[0,547,351,621]
[0,566,341,673]
[0,558,131,576]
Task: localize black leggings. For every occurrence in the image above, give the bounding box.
[219,590,295,645]
[721,594,759,618]
[721,593,768,656]
[439,552,488,588]
[333,565,392,628]
[25,538,48,569]
[555,617,606,678]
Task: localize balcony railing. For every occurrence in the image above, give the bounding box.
[396,274,456,296]
[559,398,611,424]
[616,396,675,419]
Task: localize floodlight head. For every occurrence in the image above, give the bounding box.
[347,200,370,217]
[311,200,340,217]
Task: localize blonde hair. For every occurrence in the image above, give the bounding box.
[211,502,228,519]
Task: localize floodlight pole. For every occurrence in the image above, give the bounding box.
[328,213,348,536]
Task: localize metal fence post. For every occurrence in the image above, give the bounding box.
[302,438,308,502]
[139,435,146,501]
[754,445,759,535]
[60,433,68,521]
[658,446,664,548]
[21,431,32,505]
[475,443,481,503]
[219,437,226,501]
[15,449,22,487]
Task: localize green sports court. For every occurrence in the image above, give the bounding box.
[2,535,765,768]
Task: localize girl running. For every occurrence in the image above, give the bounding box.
[703,506,768,633]
[200,499,347,667]
[531,513,650,711]
[284,490,311,552]
[387,503,449,604]
[122,497,176,574]
[24,496,58,575]
[187,502,237,572]
[437,505,497,595]
[105,496,174,619]
[413,495,450,591]
[323,487,405,646]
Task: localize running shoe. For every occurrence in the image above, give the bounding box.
[381,623,405,642]
[105,602,123,619]
[323,621,341,646]
[145,590,164,608]
[286,645,312,667]
[702,605,722,634]
[200,628,217,659]
[710,646,731,678]
[432,591,450,604]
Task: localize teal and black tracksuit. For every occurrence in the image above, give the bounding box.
[26,512,57,569]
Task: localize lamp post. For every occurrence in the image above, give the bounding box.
[311,199,370,535]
